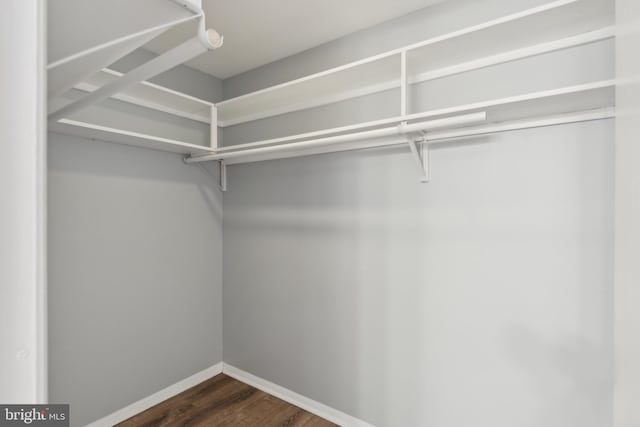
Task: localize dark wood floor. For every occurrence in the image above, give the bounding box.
[116,374,338,427]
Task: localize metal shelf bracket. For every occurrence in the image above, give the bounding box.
[219,160,228,192]
[194,161,227,192]
[406,130,430,183]
[401,121,429,183]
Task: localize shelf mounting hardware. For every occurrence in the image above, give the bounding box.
[186,112,487,164]
[219,161,228,192]
[399,121,430,183]
[194,161,227,192]
[407,136,430,183]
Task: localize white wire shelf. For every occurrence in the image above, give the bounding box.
[217,109,615,166]
[215,0,614,127]
[47,0,221,157]
[187,80,615,165]
[213,80,614,153]
[73,68,214,124]
[51,87,213,147]
[49,119,215,155]
[46,0,615,169]
[47,0,200,99]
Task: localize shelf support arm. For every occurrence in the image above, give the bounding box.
[398,121,430,183]
[194,161,227,192]
[406,134,429,183]
[400,50,408,116]
[219,160,228,192]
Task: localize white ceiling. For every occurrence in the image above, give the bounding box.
[144,0,444,79]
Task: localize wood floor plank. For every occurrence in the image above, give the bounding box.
[118,376,252,427]
[116,374,337,427]
[295,411,337,427]
[251,401,309,426]
[200,391,277,427]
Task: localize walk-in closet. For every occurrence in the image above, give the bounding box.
[1,0,639,426]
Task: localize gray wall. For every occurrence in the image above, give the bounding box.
[223,123,614,427]
[48,133,223,426]
[221,0,615,426]
[48,51,225,427]
[614,0,640,426]
[45,0,617,425]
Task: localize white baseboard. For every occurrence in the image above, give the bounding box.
[222,363,375,427]
[85,361,374,427]
[85,362,223,427]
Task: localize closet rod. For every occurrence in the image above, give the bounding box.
[424,108,614,142]
[185,112,486,163]
[218,108,614,166]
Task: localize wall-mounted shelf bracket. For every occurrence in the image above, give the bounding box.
[219,161,228,192]
[403,124,429,183]
[194,161,227,192]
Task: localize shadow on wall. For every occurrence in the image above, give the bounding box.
[48,132,223,221]
[505,326,612,427]
[48,132,224,427]
[222,121,613,427]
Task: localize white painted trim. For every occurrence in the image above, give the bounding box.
[82,361,373,426]
[85,362,223,427]
[35,0,48,403]
[222,363,375,427]
[0,0,48,403]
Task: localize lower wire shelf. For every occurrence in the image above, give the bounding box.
[49,119,215,155]
[187,80,616,165]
